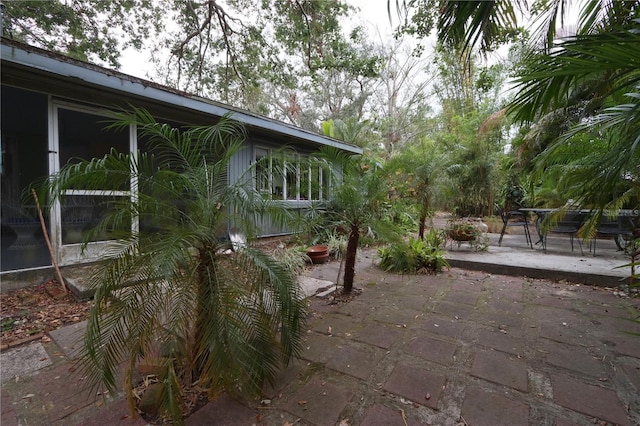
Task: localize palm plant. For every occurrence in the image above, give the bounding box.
[386,138,448,239]
[315,148,398,293]
[508,17,640,230]
[399,0,640,218]
[42,108,306,423]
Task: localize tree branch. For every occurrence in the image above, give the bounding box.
[294,0,314,71]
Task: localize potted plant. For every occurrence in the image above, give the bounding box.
[446,221,478,241]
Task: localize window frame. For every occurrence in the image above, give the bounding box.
[254,146,330,204]
[50,100,138,264]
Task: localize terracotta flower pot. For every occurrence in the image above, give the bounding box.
[307,245,329,264]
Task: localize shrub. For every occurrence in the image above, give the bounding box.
[325,231,348,259]
[378,233,449,274]
[272,244,310,275]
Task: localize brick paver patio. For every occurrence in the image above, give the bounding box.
[1,248,639,425]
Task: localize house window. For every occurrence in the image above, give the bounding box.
[255,148,270,195]
[255,147,329,201]
[271,157,284,200]
[284,157,299,200]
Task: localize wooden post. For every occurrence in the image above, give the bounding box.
[32,189,67,294]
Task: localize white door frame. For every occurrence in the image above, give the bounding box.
[49,100,138,266]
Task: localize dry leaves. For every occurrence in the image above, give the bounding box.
[0,280,91,348]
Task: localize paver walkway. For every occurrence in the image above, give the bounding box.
[2,249,639,425]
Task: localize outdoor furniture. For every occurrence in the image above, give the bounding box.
[542,211,586,255]
[520,208,640,255]
[498,209,533,248]
[592,214,637,255]
[592,215,620,256]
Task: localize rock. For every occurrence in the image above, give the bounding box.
[139,383,163,418]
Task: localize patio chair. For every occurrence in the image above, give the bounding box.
[498,209,533,248]
[542,211,585,255]
[592,214,636,255]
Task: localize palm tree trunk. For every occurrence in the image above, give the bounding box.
[418,207,428,240]
[343,224,360,293]
[418,217,426,240]
[418,196,430,240]
[193,248,215,380]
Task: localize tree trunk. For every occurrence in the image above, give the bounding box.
[418,210,427,240]
[342,224,360,294]
[193,247,215,380]
[418,197,430,240]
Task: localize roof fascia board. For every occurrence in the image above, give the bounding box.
[1,42,362,155]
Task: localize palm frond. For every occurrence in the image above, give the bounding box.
[437,0,524,54]
[509,26,640,123]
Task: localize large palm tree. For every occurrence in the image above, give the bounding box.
[395,1,637,54]
[43,108,306,423]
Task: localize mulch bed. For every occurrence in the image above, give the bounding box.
[0,279,92,350]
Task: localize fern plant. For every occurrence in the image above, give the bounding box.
[378,234,449,274]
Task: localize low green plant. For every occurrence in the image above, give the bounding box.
[1,318,15,332]
[469,234,490,251]
[326,231,348,259]
[424,227,447,249]
[378,236,449,274]
[271,244,310,275]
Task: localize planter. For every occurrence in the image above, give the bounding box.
[447,230,476,241]
[307,245,330,264]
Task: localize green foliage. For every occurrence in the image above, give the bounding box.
[311,147,400,293]
[424,227,447,249]
[445,221,479,241]
[378,233,449,274]
[445,219,489,251]
[438,111,505,217]
[41,108,306,423]
[380,199,418,233]
[325,231,348,259]
[507,21,640,236]
[3,0,161,68]
[386,137,449,238]
[271,244,310,276]
[153,0,382,119]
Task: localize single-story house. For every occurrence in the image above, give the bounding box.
[0,38,362,280]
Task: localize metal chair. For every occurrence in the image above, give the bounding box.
[592,215,636,255]
[498,209,533,248]
[542,212,585,255]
